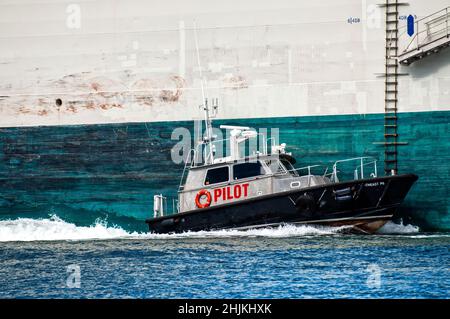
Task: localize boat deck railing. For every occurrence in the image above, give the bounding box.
[153,194,179,218]
[278,164,330,187]
[332,157,378,183]
[273,156,378,185]
[179,144,378,192]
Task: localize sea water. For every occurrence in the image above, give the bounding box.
[0,216,448,298]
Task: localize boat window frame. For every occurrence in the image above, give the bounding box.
[203,165,230,186]
[280,158,299,177]
[232,160,267,181]
[263,158,289,176]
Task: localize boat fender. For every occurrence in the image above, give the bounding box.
[336,195,353,202]
[295,194,316,216]
[334,187,355,201]
[334,187,352,196]
[195,189,212,209]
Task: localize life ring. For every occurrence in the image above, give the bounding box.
[295,194,316,216]
[195,189,212,209]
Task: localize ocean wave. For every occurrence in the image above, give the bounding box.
[0,215,140,242]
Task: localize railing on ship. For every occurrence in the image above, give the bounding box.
[267,156,379,187]
[153,194,179,218]
[395,7,450,55]
[178,141,378,191]
[331,157,378,182]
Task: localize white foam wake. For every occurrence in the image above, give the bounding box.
[144,224,349,239]
[0,216,347,242]
[377,220,420,234]
[0,216,427,242]
[0,215,139,242]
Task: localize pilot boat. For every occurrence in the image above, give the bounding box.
[145,100,418,234]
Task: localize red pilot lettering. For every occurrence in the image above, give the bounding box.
[234,185,242,198]
[214,188,222,202]
[226,187,234,200]
[243,183,249,197]
[213,183,250,203]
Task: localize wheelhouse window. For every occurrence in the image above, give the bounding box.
[233,162,265,180]
[204,166,229,185]
[264,159,286,175]
[280,159,299,176]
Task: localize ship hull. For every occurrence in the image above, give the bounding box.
[145,174,418,234]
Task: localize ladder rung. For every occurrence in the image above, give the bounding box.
[385,99,398,102]
[385,159,397,163]
[373,141,407,145]
[385,134,398,137]
[384,124,397,127]
[380,2,408,7]
[377,72,408,76]
[385,90,397,93]
[385,109,397,112]
[385,151,397,155]
[385,142,408,145]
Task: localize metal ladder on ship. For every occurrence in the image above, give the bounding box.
[378,3,449,175]
[380,0,408,175]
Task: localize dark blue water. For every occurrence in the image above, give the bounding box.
[0,223,448,299]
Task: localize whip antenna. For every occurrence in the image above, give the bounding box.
[193,21,216,164]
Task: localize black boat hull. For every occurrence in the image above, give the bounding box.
[145,174,418,234]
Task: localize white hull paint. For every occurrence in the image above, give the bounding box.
[0,0,449,128]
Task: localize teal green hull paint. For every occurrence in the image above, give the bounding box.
[396,111,449,230]
[0,111,448,231]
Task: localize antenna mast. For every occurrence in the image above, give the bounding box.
[193,21,218,164]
